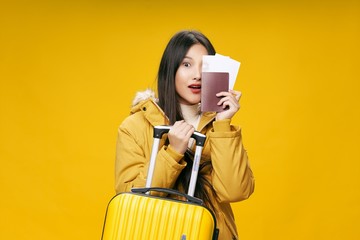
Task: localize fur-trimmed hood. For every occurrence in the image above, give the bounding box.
[129,89,167,125]
[132,89,158,107]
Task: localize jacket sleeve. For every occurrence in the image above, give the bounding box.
[208,119,255,202]
[114,121,187,194]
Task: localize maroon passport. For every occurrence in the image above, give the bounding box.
[201,72,229,112]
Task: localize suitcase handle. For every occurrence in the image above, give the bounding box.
[153,125,206,147]
[131,187,203,205]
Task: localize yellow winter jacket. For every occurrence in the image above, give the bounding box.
[115,96,255,240]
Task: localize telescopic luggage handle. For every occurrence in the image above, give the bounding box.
[145,125,206,197]
[152,125,206,146]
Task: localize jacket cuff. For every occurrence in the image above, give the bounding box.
[165,145,184,162]
[213,119,231,132]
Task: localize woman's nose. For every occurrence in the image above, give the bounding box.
[193,67,201,80]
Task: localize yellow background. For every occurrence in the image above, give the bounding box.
[1,0,359,239]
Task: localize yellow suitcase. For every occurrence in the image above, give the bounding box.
[101,126,219,240]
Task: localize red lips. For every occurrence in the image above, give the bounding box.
[189,84,201,93]
[189,84,201,89]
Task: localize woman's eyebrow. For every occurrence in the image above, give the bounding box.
[183,56,193,60]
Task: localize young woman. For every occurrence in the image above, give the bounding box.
[115,30,255,240]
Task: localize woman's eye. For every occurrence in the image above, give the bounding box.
[183,62,191,67]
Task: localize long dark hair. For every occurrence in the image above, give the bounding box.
[157,30,218,213]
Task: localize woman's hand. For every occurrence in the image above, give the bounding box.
[168,120,194,155]
[215,89,242,121]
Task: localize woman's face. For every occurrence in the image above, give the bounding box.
[175,43,208,105]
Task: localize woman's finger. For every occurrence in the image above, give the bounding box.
[229,89,242,101]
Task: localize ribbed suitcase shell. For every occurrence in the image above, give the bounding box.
[102,192,216,240]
